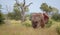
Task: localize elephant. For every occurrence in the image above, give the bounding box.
[30,13,49,28]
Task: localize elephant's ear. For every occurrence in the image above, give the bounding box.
[43,13,49,19]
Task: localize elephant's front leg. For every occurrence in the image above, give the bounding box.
[40,19,45,28]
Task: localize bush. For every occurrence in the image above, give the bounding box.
[22,19,32,27]
[51,13,60,21]
[45,20,52,28]
[0,11,5,25]
[7,11,21,20]
[56,26,60,35]
[23,23,32,27]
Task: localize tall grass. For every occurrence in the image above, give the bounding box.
[56,26,60,35]
[22,17,32,27]
[45,20,53,28]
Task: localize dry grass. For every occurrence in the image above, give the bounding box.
[0,20,60,35]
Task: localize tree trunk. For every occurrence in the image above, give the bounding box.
[21,13,25,22]
[21,7,25,22]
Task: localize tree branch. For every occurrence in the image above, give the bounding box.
[24,2,32,9]
[15,0,20,6]
[23,0,25,7]
[25,2,32,7]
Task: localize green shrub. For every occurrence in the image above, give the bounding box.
[0,11,5,25]
[56,26,60,35]
[0,5,5,25]
[51,13,60,21]
[7,11,21,20]
[45,20,52,28]
[22,19,32,27]
[23,23,32,27]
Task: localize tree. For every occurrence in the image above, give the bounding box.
[40,3,59,15]
[15,0,32,22]
[40,3,52,14]
[13,3,21,20]
[0,5,4,24]
[7,12,14,19]
[51,13,60,21]
[7,3,22,20]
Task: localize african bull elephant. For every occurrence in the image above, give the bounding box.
[30,13,49,28]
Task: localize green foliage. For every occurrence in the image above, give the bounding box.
[22,18,32,27]
[45,20,52,28]
[7,11,21,20]
[25,14,31,20]
[0,4,5,25]
[40,3,52,13]
[23,22,32,27]
[7,3,22,20]
[0,11,4,25]
[51,13,60,21]
[7,12,14,19]
[56,26,60,35]
[24,7,29,12]
[40,3,59,15]
[13,11,21,20]
[14,3,21,12]
[8,3,29,21]
[13,3,21,20]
